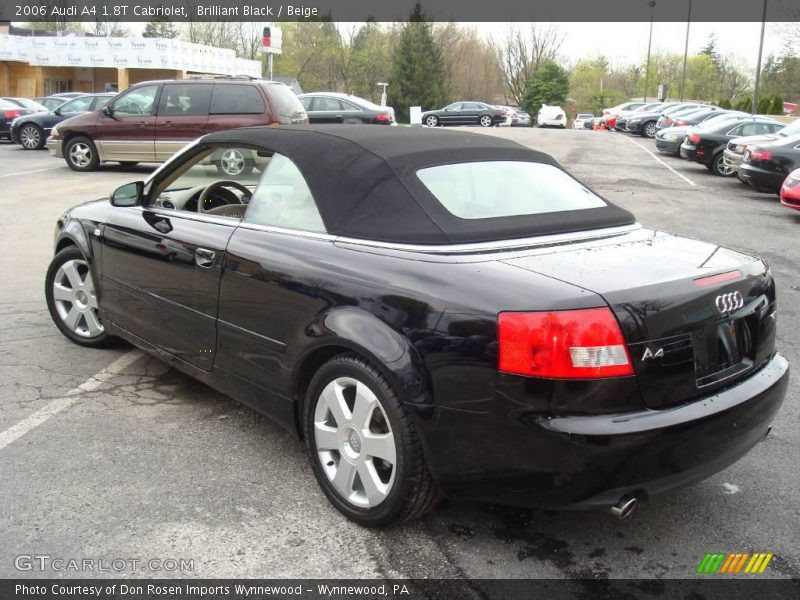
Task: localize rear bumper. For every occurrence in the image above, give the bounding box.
[419,353,788,510]
[738,164,785,190]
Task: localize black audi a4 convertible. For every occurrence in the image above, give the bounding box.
[46,126,788,527]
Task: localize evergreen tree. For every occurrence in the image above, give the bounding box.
[718,98,732,109]
[142,16,178,38]
[770,96,785,115]
[522,60,570,116]
[387,2,447,123]
[757,96,772,114]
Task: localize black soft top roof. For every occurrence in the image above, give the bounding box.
[204,125,635,245]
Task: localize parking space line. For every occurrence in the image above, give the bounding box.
[0,167,63,179]
[624,136,697,188]
[0,350,143,451]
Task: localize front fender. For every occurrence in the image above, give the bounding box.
[57,217,94,262]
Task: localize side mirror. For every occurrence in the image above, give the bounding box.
[102,105,113,117]
[53,107,62,116]
[110,181,144,207]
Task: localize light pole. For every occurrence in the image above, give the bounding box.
[643,0,656,102]
[679,0,692,101]
[377,82,389,107]
[751,0,768,114]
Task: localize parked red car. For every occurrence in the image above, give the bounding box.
[780,168,800,211]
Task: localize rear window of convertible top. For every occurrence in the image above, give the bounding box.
[416,161,607,220]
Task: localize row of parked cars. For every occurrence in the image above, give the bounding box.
[0,78,412,173]
[601,100,800,214]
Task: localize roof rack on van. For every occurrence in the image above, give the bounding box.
[185,74,260,81]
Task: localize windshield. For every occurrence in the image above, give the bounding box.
[417,161,607,220]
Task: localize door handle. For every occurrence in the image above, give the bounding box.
[162,120,173,127]
[195,248,216,268]
[137,121,150,127]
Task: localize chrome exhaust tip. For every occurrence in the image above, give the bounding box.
[609,495,638,520]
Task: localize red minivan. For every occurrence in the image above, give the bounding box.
[47,77,308,173]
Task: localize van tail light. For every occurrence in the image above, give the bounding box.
[498,308,633,379]
[4,110,20,119]
[375,112,392,123]
[688,133,701,143]
[749,148,772,161]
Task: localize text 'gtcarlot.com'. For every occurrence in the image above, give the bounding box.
[14,554,194,572]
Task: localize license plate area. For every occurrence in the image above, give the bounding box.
[695,314,758,388]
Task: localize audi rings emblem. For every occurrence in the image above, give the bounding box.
[715,291,744,314]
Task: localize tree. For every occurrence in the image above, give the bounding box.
[435,24,503,104]
[523,60,569,115]
[143,17,179,39]
[770,96,785,115]
[491,24,563,106]
[387,2,446,122]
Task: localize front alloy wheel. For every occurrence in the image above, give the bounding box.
[19,124,44,150]
[304,355,440,527]
[643,122,657,138]
[425,115,439,127]
[45,246,114,347]
[65,136,100,171]
[480,115,493,127]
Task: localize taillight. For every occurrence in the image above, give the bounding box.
[676,119,688,126]
[4,110,20,119]
[664,118,673,125]
[498,308,633,379]
[689,133,701,143]
[375,112,392,123]
[499,108,507,115]
[749,148,772,161]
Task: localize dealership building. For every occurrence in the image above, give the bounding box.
[0,23,261,98]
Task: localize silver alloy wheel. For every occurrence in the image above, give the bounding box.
[716,155,734,176]
[68,142,93,169]
[480,115,493,127]
[644,122,657,137]
[425,115,438,127]
[52,259,104,338]
[314,376,397,508]
[219,150,246,176]
[20,125,41,149]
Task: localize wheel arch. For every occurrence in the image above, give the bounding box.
[55,220,94,264]
[291,307,431,439]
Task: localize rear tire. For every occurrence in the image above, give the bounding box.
[303,354,440,527]
[712,152,735,177]
[64,136,100,172]
[642,121,657,138]
[480,115,493,127]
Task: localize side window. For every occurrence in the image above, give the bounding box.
[768,123,784,133]
[93,96,112,110]
[243,153,326,233]
[158,83,212,117]
[111,85,159,117]
[341,100,361,112]
[299,96,312,110]
[313,97,344,111]
[726,124,745,137]
[210,84,265,115]
[60,96,93,114]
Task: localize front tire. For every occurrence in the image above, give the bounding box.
[45,246,115,347]
[642,121,657,138]
[303,355,440,527]
[19,124,45,150]
[64,136,100,172]
[424,115,439,127]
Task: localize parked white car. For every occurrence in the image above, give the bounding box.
[573,113,595,130]
[537,104,567,128]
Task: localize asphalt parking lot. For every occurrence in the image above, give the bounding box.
[0,129,798,584]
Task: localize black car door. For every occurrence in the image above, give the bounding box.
[441,103,463,125]
[99,142,258,370]
[461,102,483,125]
[309,96,345,124]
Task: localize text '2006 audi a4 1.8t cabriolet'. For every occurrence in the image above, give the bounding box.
[46,126,788,527]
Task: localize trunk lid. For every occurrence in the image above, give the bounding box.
[502,229,777,409]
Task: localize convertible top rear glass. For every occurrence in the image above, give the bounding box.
[204,126,635,244]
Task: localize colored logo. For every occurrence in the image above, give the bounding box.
[697,552,774,574]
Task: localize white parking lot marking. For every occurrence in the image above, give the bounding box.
[0,350,142,451]
[0,167,63,179]
[624,136,697,188]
